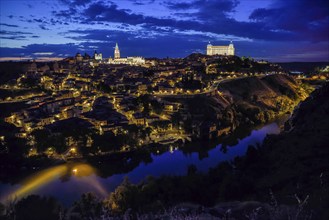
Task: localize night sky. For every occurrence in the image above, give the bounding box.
[0,0,328,62]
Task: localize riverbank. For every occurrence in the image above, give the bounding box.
[0,121,281,206]
[0,114,287,184]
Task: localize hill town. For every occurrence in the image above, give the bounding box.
[0,43,328,160]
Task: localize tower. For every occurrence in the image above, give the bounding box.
[228,41,235,56]
[114,43,120,59]
[206,41,212,55]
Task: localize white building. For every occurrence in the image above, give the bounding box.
[108,43,145,66]
[207,41,235,56]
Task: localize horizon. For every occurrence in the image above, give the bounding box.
[0,0,328,62]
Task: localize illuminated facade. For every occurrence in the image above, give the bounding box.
[114,43,120,59]
[207,41,235,56]
[94,51,102,60]
[108,43,145,66]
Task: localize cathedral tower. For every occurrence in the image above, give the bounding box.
[114,43,120,59]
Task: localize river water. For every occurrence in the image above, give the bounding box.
[0,122,280,206]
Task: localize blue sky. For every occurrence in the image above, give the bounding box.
[0,0,328,61]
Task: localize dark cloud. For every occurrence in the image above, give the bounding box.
[249,0,329,41]
[129,0,155,6]
[33,18,44,23]
[165,0,238,14]
[0,43,80,58]
[0,23,19,28]
[59,0,92,6]
[53,7,78,19]
[0,30,33,40]
[39,25,50,30]
[53,0,298,42]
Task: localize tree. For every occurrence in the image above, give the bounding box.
[70,193,103,220]
[106,177,139,214]
[13,195,62,220]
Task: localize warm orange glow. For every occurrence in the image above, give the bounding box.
[71,164,108,197]
[2,165,68,201]
[1,163,108,202]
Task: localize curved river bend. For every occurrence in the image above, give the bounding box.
[0,122,280,206]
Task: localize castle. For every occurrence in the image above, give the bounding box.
[108,43,145,66]
[206,41,235,56]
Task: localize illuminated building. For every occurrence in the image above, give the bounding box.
[207,41,235,56]
[94,51,102,60]
[108,43,145,65]
[114,43,120,59]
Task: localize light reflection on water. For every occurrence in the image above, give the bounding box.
[0,163,108,204]
[0,123,280,206]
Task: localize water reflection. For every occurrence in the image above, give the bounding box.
[1,165,67,201]
[0,122,281,205]
[0,163,107,203]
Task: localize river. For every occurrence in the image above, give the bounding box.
[0,122,281,206]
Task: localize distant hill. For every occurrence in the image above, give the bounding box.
[277,62,329,73]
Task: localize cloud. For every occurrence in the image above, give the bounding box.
[249,0,329,42]
[0,30,33,40]
[128,0,155,6]
[53,7,78,19]
[0,23,19,28]
[0,43,80,58]
[33,52,54,56]
[1,0,327,61]
[39,25,50,30]
[33,18,44,23]
[53,0,299,42]
[165,0,238,13]
[59,0,92,6]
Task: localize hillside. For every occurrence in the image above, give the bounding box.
[218,74,312,125]
[179,74,313,135]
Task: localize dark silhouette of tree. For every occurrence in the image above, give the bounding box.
[13,195,62,220]
[70,193,103,220]
[106,177,139,214]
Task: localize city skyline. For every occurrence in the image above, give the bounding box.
[0,0,328,62]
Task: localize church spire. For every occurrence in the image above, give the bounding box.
[114,42,120,59]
